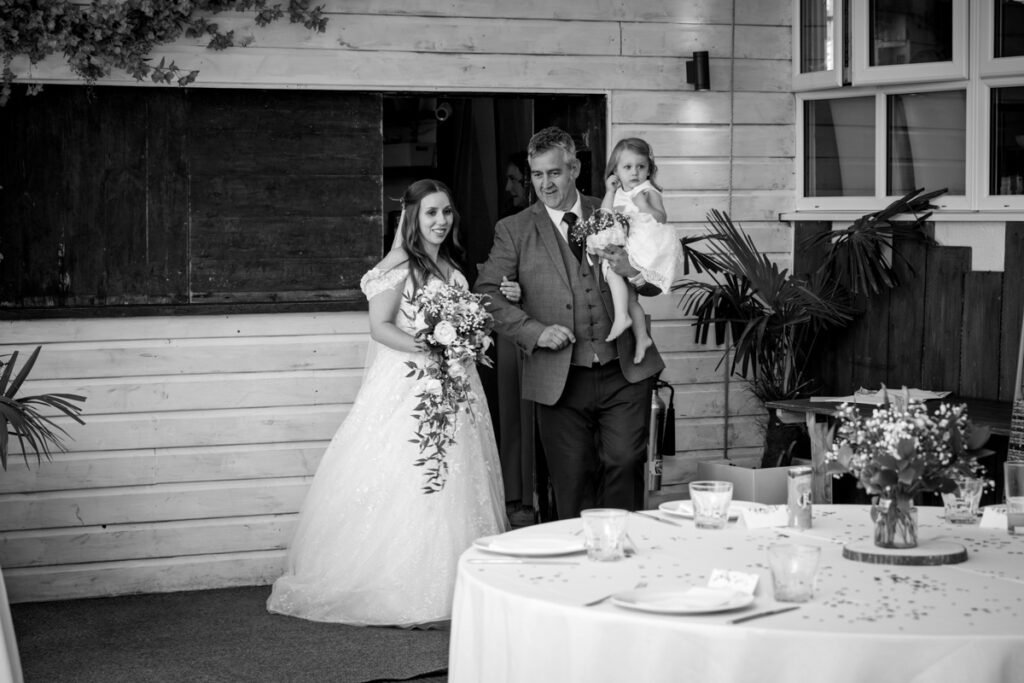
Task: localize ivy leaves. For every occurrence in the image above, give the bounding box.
[0,0,328,104]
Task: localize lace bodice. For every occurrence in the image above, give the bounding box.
[360,266,469,335]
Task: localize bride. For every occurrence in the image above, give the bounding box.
[267,179,507,627]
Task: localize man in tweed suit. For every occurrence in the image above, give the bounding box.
[475,127,665,518]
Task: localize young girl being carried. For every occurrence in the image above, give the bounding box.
[591,137,683,363]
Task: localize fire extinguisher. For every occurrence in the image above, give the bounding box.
[646,379,675,491]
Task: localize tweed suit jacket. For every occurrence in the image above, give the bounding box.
[475,195,665,406]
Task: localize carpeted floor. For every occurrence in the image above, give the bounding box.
[10,585,449,683]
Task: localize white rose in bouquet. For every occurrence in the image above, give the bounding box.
[422,378,443,395]
[433,320,458,346]
[586,224,627,254]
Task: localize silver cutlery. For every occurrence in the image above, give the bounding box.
[728,605,800,624]
[632,511,682,527]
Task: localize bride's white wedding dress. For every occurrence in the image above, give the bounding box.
[267,266,506,626]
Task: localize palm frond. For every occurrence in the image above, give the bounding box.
[802,187,947,295]
[0,347,87,470]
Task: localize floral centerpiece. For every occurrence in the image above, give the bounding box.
[825,388,993,548]
[569,208,631,255]
[405,280,494,493]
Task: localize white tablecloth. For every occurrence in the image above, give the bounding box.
[449,505,1024,683]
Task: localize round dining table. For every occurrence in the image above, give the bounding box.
[448,504,1024,683]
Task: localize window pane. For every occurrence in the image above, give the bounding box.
[870,0,952,67]
[800,0,837,74]
[887,90,965,196]
[804,97,875,197]
[991,87,1024,195]
[995,0,1024,59]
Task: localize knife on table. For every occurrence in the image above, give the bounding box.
[728,605,800,624]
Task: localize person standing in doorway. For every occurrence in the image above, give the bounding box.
[475,127,665,518]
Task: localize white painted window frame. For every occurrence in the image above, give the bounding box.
[793,0,845,90]
[849,0,969,87]
[796,83,972,212]
[978,0,1024,77]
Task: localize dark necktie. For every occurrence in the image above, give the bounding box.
[562,211,582,261]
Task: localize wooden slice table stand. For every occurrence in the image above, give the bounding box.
[843,539,968,566]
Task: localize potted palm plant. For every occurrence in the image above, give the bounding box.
[0,346,86,469]
[675,187,946,467]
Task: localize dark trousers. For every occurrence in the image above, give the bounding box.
[535,362,650,519]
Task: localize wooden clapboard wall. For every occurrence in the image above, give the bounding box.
[794,223,1024,401]
[0,0,796,600]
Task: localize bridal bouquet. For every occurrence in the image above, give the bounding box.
[569,208,631,255]
[405,280,494,493]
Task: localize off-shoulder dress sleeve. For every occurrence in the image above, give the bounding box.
[360,267,409,301]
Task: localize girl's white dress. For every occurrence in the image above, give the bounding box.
[614,180,684,292]
[266,266,505,626]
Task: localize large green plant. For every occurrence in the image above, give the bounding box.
[0,346,86,469]
[677,210,854,403]
[674,187,947,403]
[0,0,328,104]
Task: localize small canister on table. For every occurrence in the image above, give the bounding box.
[787,466,813,529]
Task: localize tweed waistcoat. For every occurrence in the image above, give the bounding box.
[552,234,618,366]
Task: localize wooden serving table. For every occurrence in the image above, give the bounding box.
[763,396,1012,504]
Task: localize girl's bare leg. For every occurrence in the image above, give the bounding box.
[603,261,632,341]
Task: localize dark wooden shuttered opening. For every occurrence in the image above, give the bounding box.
[0,86,383,315]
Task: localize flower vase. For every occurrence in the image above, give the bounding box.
[871,496,918,549]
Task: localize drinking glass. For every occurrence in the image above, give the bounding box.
[941,476,983,524]
[688,481,733,530]
[580,508,629,561]
[1005,463,1024,534]
[767,543,821,603]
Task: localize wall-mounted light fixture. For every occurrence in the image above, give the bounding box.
[686,51,710,91]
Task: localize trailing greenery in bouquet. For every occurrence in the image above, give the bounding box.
[825,387,993,546]
[569,208,631,256]
[404,280,494,493]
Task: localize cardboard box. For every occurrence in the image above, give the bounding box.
[696,460,790,505]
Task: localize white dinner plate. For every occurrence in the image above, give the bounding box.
[657,499,762,520]
[473,535,586,557]
[610,587,754,615]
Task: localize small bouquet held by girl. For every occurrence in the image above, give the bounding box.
[405,279,494,493]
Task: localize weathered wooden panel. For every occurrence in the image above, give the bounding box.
[15,405,347,453]
[735,0,790,25]
[733,26,791,59]
[609,126,731,158]
[0,479,310,532]
[613,91,733,125]
[657,160,732,191]
[733,93,795,125]
[732,58,793,92]
[21,50,692,92]
[318,0,737,22]
[1000,223,1024,400]
[732,159,795,191]
[20,369,362,415]
[886,240,928,389]
[661,354,735,385]
[0,87,190,307]
[921,247,969,391]
[0,443,324,493]
[3,551,287,603]
[0,515,296,568]
[662,193,733,223]
[730,191,794,221]
[960,272,1003,399]
[849,290,892,391]
[621,24,733,57]
[0,337,367,380]
[732,125,795,157]
[0,311,369,344]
